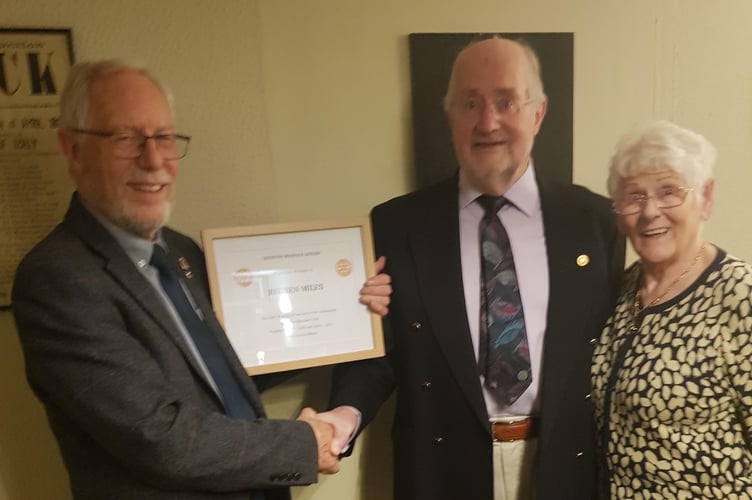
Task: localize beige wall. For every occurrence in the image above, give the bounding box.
[3,1,752,499]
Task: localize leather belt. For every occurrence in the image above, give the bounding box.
[492,417,538,442]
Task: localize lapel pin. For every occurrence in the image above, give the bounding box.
[576,254,590,267]
[177,256,193,279]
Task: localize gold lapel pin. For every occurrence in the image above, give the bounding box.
[576,254,590,267]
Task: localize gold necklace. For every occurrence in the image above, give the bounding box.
[634,243,707,315]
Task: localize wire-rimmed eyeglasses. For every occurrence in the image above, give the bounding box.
[613,186,693,215]
[72,128,191,160]
[452,95,537,120]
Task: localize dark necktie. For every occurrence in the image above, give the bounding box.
[477,196,532,405]
[150,245,256,420]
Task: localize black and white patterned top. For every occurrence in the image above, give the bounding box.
[592,248,752,499]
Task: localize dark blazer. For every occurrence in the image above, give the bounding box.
[330,175,625,500]
[12,194,318,500]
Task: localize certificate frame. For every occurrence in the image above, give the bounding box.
[201,218,384,375]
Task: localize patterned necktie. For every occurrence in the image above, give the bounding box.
[477,196,532,405]
[150,245,256,420]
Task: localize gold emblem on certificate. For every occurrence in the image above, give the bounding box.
[335,258,352,277]
[232,268,254,287]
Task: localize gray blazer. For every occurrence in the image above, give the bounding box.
[12,194,316,500]
[330,175,625,500]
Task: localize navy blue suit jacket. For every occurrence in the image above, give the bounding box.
[331,175,624,500]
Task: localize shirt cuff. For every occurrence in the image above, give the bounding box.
[339,405,362,454]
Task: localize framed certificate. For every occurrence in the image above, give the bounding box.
[201,218,384,375]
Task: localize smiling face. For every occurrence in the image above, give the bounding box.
[445,38,547,196]
[616,169,713,270]
[58,69,177,240]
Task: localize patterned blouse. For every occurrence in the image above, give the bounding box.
[592,248,752,499]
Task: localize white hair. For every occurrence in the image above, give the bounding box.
[59,59,174,130]
[607,120,716,199]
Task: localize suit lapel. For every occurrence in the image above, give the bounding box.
[537,182,603,448]
[64,196,224,402]
[409,179,490,432]
[163,232,267,418]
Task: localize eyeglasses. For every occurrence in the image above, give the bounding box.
[72,129,191,160]
[613,186,693,215]
[452,95,536,120]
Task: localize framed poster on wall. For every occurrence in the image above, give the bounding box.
[0,28,74,307]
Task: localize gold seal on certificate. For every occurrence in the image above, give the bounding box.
[232,268,254,287]
[335,258,352,277]
[201,218,384,375]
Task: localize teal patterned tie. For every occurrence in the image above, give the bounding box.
[477,196,532,405]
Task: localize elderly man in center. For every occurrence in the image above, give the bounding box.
[320,36,625,500]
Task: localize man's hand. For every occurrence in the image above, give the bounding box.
[316,406,360,456]
[360,256,392,316]
[297,407,340,474]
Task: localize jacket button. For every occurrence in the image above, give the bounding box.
[293,472,302,480]
[576,451,584,458]
[420,381,432,391]
[584,393,591,400]
[433,437,444,445]
[589,338,597,345]
[411,321,422,331]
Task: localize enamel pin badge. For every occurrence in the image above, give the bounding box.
[177,256,193,279]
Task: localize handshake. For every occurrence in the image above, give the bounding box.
[296,406,359,474]
[294,257,390,474]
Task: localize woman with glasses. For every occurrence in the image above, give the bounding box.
[591,120,752,498]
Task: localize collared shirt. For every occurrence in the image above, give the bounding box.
[88,209,223,399]
[458,163,549,417]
